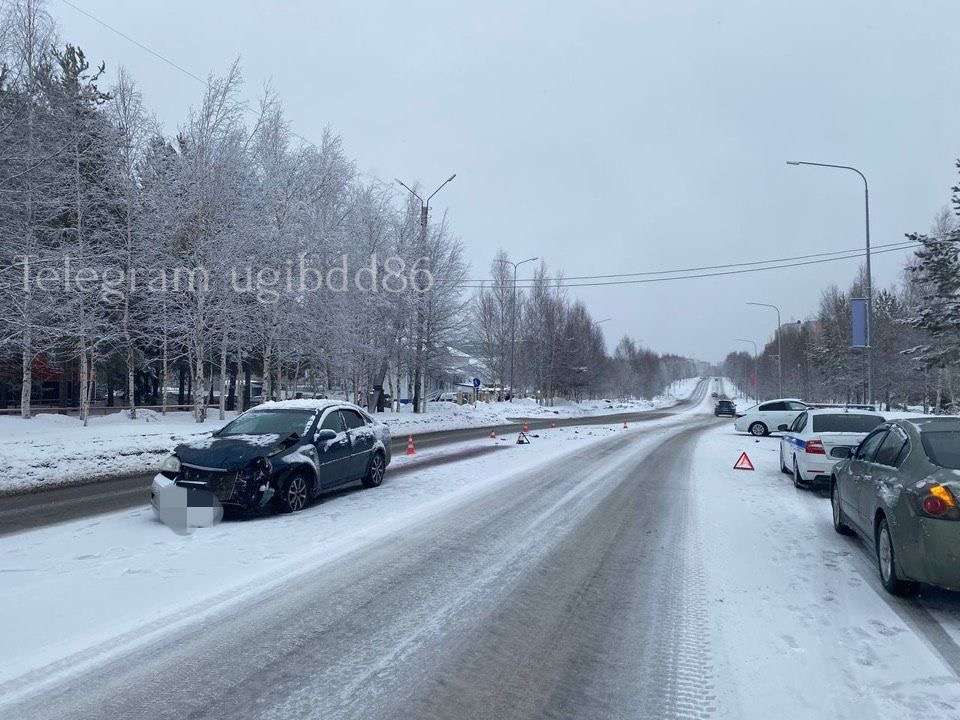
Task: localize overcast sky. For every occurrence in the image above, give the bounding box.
[56,0,960,362]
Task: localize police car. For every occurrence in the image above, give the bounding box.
[778,408,885,489]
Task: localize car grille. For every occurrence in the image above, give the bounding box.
[179,465,238,501]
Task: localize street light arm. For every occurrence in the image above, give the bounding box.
[394,178,423,204]
[426,173,457,204]
[786,161,867,191]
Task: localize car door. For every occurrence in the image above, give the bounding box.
[781,411,807,469]
[757,401,784,430]
[315,408,353,488]
[781,401,809,431]
[340,408,374,479]
[849,428,889,533]
[865,427,909,521]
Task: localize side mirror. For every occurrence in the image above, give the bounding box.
[314,429,337,444]
[830,446,852,459]
[777,424,789,432]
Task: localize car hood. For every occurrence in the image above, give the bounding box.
[175,433,289,471]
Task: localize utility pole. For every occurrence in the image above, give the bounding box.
[747,302,783,397]
[787,161,873,404]
[395,174,456,413]
[495,256,538,402]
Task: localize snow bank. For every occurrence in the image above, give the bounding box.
[0,411,236,495]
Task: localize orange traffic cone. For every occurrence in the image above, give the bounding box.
[406,434,415,456]
[489,430,497,439]
[523,422,529,433]
[623,421,628,429]
[551,421,557,429]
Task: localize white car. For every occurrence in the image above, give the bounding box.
[733,398,809,436]
[778,408,885,489]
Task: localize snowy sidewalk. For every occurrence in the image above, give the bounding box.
[693,424,960,718]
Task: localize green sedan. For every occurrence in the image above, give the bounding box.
[830,417,960,595]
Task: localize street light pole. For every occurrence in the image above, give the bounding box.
[735,338,759,400]
[787,160,872,405]
[747,302,782,397]
[395,174,457,413]
[495,257,538,402]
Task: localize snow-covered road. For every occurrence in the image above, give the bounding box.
[2,378,960,719]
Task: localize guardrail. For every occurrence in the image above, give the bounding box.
[0,404,201,417]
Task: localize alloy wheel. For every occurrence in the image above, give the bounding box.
[878,525,893,584]
[287,476,308,512]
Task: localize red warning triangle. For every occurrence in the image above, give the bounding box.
[733,452,755,471]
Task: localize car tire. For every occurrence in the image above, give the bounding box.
[876,516,918,596]
[361,451,386,489]
[780,447,790,474]
[276,472,310,513]
[831,479,854,535]
[749,421,768,437]
[793,459,804,489]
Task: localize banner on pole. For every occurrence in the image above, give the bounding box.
[851,297,867,348]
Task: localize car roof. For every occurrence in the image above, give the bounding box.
[760,398,807,403]
[803,408,883,416]
[252,399,357,413]
[895,415,960,431]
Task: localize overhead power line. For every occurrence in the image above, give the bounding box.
[457,239,932,289]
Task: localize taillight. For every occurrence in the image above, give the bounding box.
[804,439,826,455]
[911,481,960,520]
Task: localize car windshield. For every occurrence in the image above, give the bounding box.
[217,410,315,438]
[921,430,960,469]
[811,414,885,433]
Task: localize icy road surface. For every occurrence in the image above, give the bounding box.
[2,379,960,719]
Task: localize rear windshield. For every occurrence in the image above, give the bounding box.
[921,430,960,469]
[718,401,734,407]
[218,410,316,437]
[811,414,884,433]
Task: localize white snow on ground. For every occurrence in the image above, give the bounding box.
[0,378,702,494]
[0,410,237,495]
[694,425,960,718]
[0,402,709,699]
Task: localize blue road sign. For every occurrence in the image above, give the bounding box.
[473,377,481,389]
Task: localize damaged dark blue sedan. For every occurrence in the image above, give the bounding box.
[151,400,392,515]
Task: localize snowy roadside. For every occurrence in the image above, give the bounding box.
[0,408,707,696]
[0,378,702,495]
[692,424,960,718]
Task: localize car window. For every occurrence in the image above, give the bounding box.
[811,414,884,433]
[920,430,960,469]
[857,429,888,462]
[874,431,907,468]
[219,410,316,437]
[760,402,785,412]
[787,401,808,411]
[790,412,807,433]
[340,409,366,430]
[320,410,346,432]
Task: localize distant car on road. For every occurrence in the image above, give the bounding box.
[778,409,885,489]
[711,391,719,398]
[831,417,960,595]
[151,400,391,516]
[714,399,736,417]
[734,398,809,436]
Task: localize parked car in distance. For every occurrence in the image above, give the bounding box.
[778,409,885,489]
[831,416,960,595]
[715,400,736,417]
[733,399,809,437]
[151,400,391,516]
